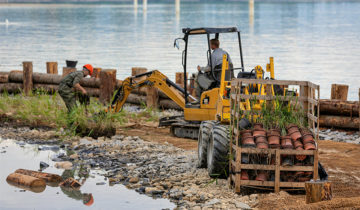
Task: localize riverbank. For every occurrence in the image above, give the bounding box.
[1,124,360,209]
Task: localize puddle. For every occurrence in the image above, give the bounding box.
[0,138,175,210]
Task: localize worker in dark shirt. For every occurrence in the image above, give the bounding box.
[58,64,93,112]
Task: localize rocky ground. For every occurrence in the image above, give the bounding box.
[1,125,360,209]
[319,129,360,144]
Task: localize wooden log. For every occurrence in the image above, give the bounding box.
[46,62,58,74]
[15,169,62,183]
[331,84,348,101]
[6,173,46,188]
[0,83,23,93]
[159,99,182,110]
[23,62,33,95]
[0,73,9,83]
[62,67,76,77]
[319,115,360,129]
[6,178,46,193]
[319,99,359,117]
[99,69,116,104]
[33,84,100,97]
[127,93,146,105]
[93,67,101,78]
[9,71,101,88]
[305,181,332,204]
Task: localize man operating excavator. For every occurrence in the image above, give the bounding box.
[58,64,93,112]
[195,38,233,98]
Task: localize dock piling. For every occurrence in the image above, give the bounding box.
[22,62,33,95]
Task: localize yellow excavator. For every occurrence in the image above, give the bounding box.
[108,27,277,176]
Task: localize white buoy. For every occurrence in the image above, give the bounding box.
[5,19,9,26]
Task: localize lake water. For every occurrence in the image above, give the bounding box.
[0,1,359,99]
[0,139,174,210]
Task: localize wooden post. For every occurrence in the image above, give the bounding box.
[175,0,180,14]
[62,67,76,77]
[46,62,58,74]
[305,181,332,204]
[93,67,102,78]
[99,69,117,104]
[22,61,33,95]
[175,72,187,88]
[331,84,348,101]
[143,0,147,12]
[274,150,280,193]
[146,86,159,108]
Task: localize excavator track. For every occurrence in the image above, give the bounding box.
[159,116,200,139]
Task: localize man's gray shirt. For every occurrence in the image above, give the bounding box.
[200,48,232,72]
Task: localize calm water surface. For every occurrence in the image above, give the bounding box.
[0,1,359,99]
[0,139,174,210]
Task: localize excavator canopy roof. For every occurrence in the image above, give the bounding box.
[182,27,239,35]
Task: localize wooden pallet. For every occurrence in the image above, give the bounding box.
[229,79,320,193]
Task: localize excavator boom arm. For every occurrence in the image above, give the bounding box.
[109,70,191,113]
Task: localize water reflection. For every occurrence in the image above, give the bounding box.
[0,139,174,210]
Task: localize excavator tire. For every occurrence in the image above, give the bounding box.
[207,124,229,178]
[197,121,216,168]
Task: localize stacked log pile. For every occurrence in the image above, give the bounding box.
[318,84,360,130]
[0,62,182,110]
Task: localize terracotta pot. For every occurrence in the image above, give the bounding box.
[294,163,305,177]
[253,129,266,137]
[281,136,293,149]
[241,136,256,146]
[298,177,311,182]
[253,123,263,130]
[241,170,249,180]
[304,142,316,150]
[293,140,303,149]
[267,129,281,136]
[256,142,269,149]
[241,129,252,138]
[286,123,299,130]
[288,130,302,142]
[255,171,268,181]
[255,135,267,144]
[295,147,306,161]
[268,135,280,146]
[302,134,315,144]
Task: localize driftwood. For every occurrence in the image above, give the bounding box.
[319,115,360,129]
[305,181,332,204]
[6,172,46,188]
[15,169,62,182]
[320,99,359,117]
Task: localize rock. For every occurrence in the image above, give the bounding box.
[69,154,79,159]
[40,161,49,169]
[145,187,164,195]
[235,201,251,209]
[204,198,220,206]
[129,177,139,183]
[96,182,106,185]
[55,161,73,170]
[250,194,258,201]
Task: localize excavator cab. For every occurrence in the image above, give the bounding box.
[174,27,245,106]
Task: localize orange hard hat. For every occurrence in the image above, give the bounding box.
[83,193,94,206]
[83,64,93,76]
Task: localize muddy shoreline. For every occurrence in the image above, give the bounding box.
[2,125,360,209]
[0,126,255,209]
